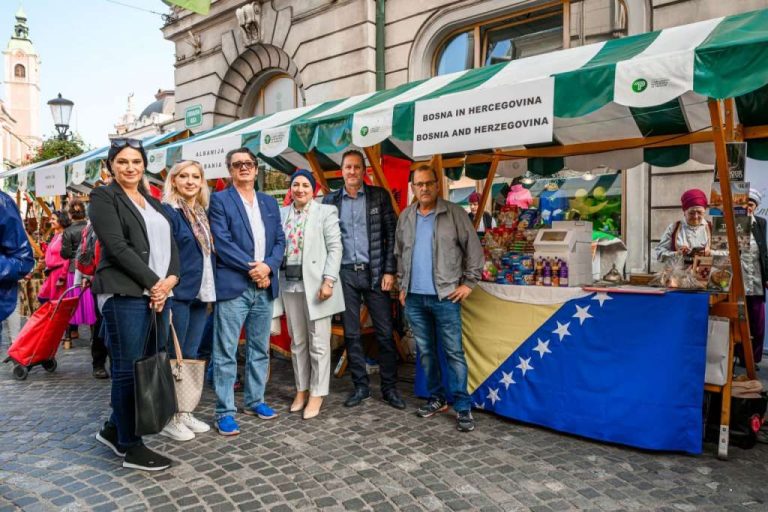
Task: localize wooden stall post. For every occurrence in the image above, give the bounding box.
[474,155,500,231]
[304,150,330,194]
[708,98,755,460]
[363,145,400,216]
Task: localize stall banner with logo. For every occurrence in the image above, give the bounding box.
[416,286,708,454]
[35,165,66,197]
[181,135,241,179]
[412,78,554,157]
[147,148,167,175]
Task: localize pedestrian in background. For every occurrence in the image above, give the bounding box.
[60,199,97,344]
[38,211,70,310]
[395,165,484,433]
[280,169,344,420]
[161,160,216,440]
[208,148,285,436]
[90,138,179,471]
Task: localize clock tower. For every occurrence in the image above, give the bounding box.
[3,5,40,165]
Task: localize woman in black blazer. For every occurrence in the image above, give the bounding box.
[160,160,216,441]
[89,139,180,472]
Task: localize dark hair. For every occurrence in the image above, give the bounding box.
[225,147,258,168]
[411,164,438,183]
[341,149,365,167]
[68,199,86,220]
[106,138,147,174]
[52,210,71,229]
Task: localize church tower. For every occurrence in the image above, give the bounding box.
[3,6,40,164]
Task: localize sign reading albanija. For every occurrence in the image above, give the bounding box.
[181,135,242,179]
[412,77,554,157]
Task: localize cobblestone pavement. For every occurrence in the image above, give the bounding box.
[1,337,768,512]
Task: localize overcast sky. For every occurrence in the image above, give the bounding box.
[0,0,175,149]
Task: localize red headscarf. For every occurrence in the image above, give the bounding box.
[680,189,707,211]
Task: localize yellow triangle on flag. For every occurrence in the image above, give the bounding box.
[462,286,562,393]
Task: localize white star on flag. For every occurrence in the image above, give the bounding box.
[533,338,552,358]
[487,387,501,405]
[573,305,593,325]
[499,371,516,389]
[516,356,534,376]
[592,292,613,307]
[553,321,571,341]
[473,401,485,410]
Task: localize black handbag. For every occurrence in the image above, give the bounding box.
[134,311,177,436]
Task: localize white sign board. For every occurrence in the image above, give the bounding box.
[181,135,241,179]
[413,77,554,158]
[147,148,167,174]
[35,165,66,196]
[17,170,28,191]
[71,161,86,185]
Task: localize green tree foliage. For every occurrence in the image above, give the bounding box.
[31,135,87,163]
[263,169,290,191]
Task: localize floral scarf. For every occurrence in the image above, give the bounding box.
[283,203,309,266]
[178,200,213,255]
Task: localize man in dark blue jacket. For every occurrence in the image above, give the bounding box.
[0,190,34,335]
[208,148,285,436]
[322,150,404,410]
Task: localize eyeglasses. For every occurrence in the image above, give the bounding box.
[230,161,256,170]
[413,180,437,189]
[110,138,143,150]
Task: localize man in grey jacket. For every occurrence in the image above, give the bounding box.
[395,165,484,432]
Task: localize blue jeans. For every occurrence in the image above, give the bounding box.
[212,283,273,418]
[102,296,170,448]
[405,293,471,413]
[170,299,209,359]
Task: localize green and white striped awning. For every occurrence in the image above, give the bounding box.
[167,8,768,177]
[0,130,192,194]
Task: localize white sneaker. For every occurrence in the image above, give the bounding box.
[160,415,195,441]
[179,412,210,433]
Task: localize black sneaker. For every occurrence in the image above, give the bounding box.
[92,367,109,379]
[122,445,171,472]
[95,422,125,457]
[416,398,448,418]
[456,411,475,432]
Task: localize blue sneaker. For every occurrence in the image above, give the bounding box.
[216,415,240,436]
[244,403,278,420]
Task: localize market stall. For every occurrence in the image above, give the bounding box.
[154,8,768,456]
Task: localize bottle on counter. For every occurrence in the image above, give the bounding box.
[551,259,560,287]
[542,258,552,286]
[559,260,569,287]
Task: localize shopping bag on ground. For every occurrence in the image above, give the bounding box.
[134,312,177,436]
[169,313,206,413]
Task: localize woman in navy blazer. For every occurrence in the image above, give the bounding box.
[161,160,216,441]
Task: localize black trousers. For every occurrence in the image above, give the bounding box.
[340,268,398,392]
[90,289,109,369]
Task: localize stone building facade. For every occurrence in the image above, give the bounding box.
[161,0,768,273]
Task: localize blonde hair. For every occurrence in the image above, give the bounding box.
[163,160,210,209]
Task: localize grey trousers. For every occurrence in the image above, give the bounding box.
[282,291,331,397]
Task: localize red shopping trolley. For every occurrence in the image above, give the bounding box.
[4,285,82,380]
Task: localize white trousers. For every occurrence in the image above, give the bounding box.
[1,298,22,347]
[282,291,331,397]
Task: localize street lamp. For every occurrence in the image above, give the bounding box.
[47,93,74,140]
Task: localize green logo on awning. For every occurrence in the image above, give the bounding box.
[264,135,271,144]
[360,126,369,136]
[632,79,648,93]
[149,154,156,163]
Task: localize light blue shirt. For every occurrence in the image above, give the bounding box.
[409,209,437,295]
[340,186,369,265]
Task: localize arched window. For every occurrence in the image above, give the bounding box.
[433,3,566,75]
[253,74,299,117]
[14,64,25,78]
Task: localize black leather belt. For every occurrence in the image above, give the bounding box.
[341,263,369,271]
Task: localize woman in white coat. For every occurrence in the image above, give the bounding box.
[280,169,345,420]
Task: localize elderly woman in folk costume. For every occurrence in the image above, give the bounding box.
[738,189,768,367]
[655,189,726,264]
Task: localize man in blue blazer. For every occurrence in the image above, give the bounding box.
[208,147,285,436]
